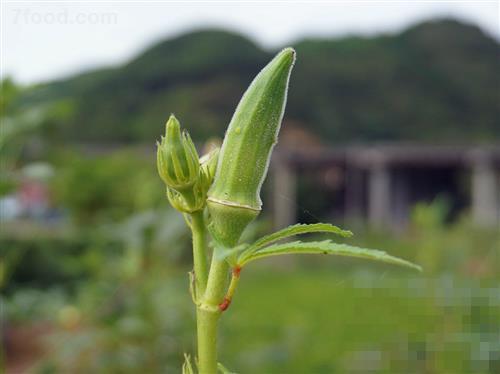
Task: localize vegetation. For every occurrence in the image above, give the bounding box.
[3,199,498,373]
[15,19,500,144]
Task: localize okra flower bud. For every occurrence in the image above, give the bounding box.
[158,115,210,213]
[207,48,296,247]
[167,147,219,213]
[200,147,220,187]
[157,114,200,192]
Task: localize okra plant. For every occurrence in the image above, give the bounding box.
[157,48,421,373]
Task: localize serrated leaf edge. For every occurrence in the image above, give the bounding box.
[237,239,422,272]
[238,223,352,263]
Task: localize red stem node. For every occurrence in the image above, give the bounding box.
[233,266,242,277]
[219,297,231,312]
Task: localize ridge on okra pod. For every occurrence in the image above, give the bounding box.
[206,47,296,248]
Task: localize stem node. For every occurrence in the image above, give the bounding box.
[218,297,231,312]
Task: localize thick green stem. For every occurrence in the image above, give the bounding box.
[190,210,217,373]
[196,255,230,374]
[204,255,230,306]
[196,308,219,374]
[191,210,208,294]
[190,210,230,373]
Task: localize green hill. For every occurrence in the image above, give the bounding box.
[18,19,500,144]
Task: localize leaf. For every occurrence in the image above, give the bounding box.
[237,240,422,272]
[238,223,352,264]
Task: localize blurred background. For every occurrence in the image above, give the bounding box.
[1,1,499,373]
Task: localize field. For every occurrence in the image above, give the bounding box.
[3,205,499,373]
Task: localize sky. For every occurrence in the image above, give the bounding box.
[1,1,499,84]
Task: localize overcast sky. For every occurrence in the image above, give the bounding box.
[1,1,498,84]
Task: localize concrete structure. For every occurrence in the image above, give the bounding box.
[271,145,500,230]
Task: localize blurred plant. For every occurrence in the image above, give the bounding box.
[156,48,421,373]
[411,198,450,274]
[51,150,164,224]
[32,255,193,373]
[0,78,74,198]
[0,78,20,115]
[410,198,499,278]
[0,78,31,194]
[1,203,194,372]
[115,208,188,278]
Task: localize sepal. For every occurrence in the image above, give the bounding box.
[157,114,199,191]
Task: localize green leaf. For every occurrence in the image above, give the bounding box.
[238,223,352,264]
[237,240,422,272]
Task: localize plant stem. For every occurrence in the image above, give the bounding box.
[219,267,241,311]
[204,255,230,306]
[191,210,208,294]
[196,308,219,374]
[197,254,230,374]
[191,210,219,373]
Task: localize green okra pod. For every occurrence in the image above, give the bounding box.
[207,47,296,247]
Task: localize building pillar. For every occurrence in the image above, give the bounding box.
[368,161,391,228]
[272,152,297,230]
[471,154,498,227]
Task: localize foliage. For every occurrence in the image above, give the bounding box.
[1,77,20,116]
[39,265,193,373]
[16,19,500,143]
[221,267,500,373]
[3,210,498,373]
[2,205,191,372]
[356,200,500,278]
[51,150,164,224]
[0,233,112,294]
[237,240,422,270]
[242,223,352,253]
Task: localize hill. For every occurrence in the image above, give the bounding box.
[17,19,500,144]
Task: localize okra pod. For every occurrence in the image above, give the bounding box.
[207,47,296,247]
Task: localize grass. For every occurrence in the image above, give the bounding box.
[220,263,499,373]
[4,205,499,373]
[6,252,499,373]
